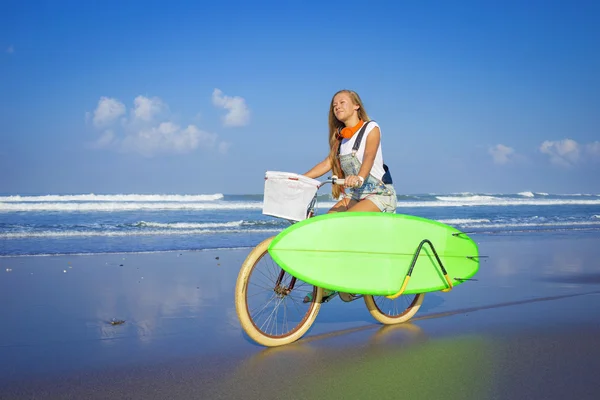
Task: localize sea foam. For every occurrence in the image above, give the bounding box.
[0,194,224,202]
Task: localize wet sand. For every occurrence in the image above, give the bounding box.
[1,231,600,399]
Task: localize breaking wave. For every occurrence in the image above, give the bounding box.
[0,202,261,212]
[1,228,282,239]
[0,194,224,202]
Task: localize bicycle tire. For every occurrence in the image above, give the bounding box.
[363,293,424,324]
[235,236,323,347]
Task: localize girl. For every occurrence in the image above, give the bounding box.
[303,89,397,214]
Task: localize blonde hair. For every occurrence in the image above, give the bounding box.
[327,89,370,198]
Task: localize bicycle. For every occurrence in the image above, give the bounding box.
[234,173,424,347]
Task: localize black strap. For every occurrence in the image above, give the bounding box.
[352,120,373,152]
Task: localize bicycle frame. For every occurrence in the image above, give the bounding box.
[306,176,345,220]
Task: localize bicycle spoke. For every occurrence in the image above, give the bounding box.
[375,294,415,317]
[261,296,283,335]
[283,297,291,334]
[289,293,307,316]
[254,265,277,286]
[250,292,278,324]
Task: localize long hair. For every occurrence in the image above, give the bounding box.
[327,89,370,198]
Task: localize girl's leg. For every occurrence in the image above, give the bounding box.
[346,198,382,212]
[313,197,379,303]
[331,197,381,300]
[309,197,360,302]
[328,197,357,213]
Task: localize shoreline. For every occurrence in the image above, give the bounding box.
[2,228,600,258]
[0,246,255,258]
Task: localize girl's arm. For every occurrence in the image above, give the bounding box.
[303,157,332,179]
[346,126,380,187]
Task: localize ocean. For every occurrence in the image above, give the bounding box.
[1,191,599,256]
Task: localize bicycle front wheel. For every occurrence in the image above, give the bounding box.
[364,293,425,325]
[234,236,323,347]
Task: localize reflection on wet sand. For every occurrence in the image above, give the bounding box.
[92,275,209,344]
[476,234,597,281]
[240,323,427,367]
[413,289,600,322]
[541,273,600,285]
[213,323,493,400]
[83,251,228,344]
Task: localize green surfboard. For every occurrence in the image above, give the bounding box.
[268,212,479,296]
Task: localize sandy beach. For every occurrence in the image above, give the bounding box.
[1,231,600,399]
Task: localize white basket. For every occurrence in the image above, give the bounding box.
[262,171,321,221]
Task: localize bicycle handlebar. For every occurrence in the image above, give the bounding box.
[317,175,361,188]
[321,175,345,186]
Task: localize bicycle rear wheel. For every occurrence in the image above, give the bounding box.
[235,236,323,347]
[364,293,424,324]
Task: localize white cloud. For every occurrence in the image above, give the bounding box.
[6,45,14,54]
[185,125,219,150]
[489,144,515,165]
[133,95,166,122]
[539,139,580,167]
[585,141,600,159]
[121,122,212,157]
[92,97,126,127]
[212,88,250,127]
[93,130,116,148]
[87,94,228,157]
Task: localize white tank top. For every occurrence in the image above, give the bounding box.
[339,121,386,181]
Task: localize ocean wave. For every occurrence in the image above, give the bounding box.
[404,198,600,208]
[458,221,600,229]
[134,220,244,229]
[3,197,600,213]
[554,193,597,197]
[0,247,256,258]
[435,195,499,202]
[518,191,535,198]
[0,202,261,212]
[316,198,600,209]
[437,218,491,225]
[2,218,599,244]
[0,228,282,239]
[132,220,285,229]
[7,216,594,233]
[0,194,224,202]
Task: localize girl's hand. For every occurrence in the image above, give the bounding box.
[344,175,364,188]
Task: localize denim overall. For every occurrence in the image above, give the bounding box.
[339,150,397,213]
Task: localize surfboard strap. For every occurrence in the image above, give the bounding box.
[386,239,454,299]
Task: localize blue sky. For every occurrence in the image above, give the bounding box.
[1,0,599,195]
